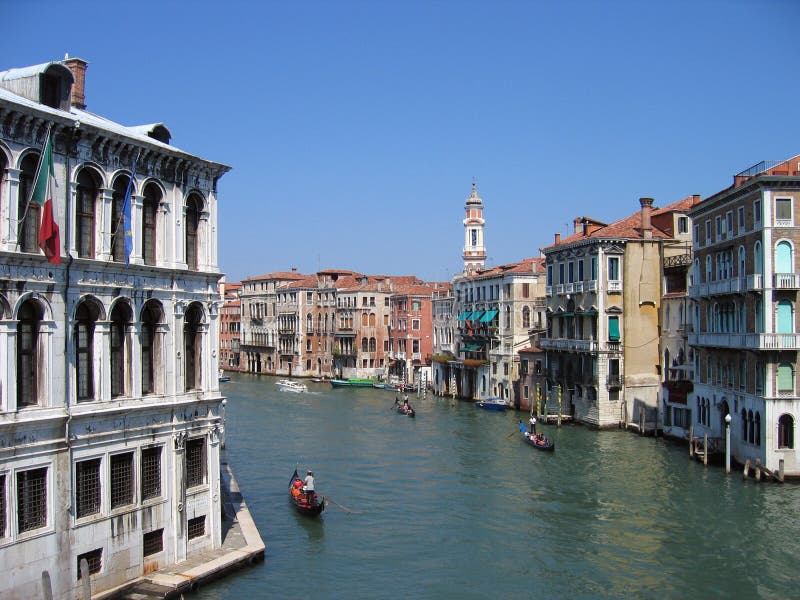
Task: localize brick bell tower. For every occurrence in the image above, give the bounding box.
[462,180,486,274]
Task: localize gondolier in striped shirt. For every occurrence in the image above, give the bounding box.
[304,469,315,503]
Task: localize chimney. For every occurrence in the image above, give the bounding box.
[291,267,297,273]
[63,57,88,110]
[573,217,582,234]
[640,197,654,239]
[691,194,701,206]
[554,232,561,245]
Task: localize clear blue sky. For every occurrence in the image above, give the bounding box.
[5,0,799,282]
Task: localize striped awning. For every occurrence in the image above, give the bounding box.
[457,311,471,321]
[469,311,485,321]
[480,309,498,322]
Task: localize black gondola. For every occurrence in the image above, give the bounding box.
[521,431,555,451]
[396,405,416,417]
[289,469,325,516]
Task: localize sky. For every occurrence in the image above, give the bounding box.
[4,0,800,283]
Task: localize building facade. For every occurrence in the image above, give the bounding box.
[219,281,242,372]
[540,198,693,429]
[0,58,230,598]
[688,158,800,475]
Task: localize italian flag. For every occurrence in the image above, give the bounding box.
[31,133,61,264]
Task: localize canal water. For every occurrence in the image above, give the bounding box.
[199,373,800,599]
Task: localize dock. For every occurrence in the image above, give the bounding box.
[97,462,265,599]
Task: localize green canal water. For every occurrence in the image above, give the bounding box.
[198,373,800,599]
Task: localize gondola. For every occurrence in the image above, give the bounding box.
[396,405,416,418]
[521,431,555,451]
[289,469,325,516]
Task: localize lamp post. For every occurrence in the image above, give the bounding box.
[725,413,732,474]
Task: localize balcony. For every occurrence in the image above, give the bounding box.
[546,286,553,297]
[573,281,584,293]
[606,374,622,389]
[747,274,763,290]
[607,280,622,293]
[746,333,800,350]
[538,338,599,352]
[689,332,747,348]
[586,280,598,292]
[774,273,800,289]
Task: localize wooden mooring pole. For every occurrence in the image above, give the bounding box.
[689,425,694,457]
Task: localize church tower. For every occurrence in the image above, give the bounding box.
[462,181,486,274]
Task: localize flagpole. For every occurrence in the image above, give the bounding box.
[15,123,53,250]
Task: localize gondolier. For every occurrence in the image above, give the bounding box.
[529,417,537,434]
[304,469,315,501]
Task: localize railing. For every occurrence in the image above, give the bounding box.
[607,375,622,388]
[775,218,794,227]
[746,333,800,350]
[774,273,800,289]
[573,282,584,293]
[747,274,763,290]
[538,338,599,352]
[736,160,783,177]
[689,332,747,348]
[607,280,622,292]
[664,253,692,268]
[545,286,553,297]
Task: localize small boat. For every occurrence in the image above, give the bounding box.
[396,405,416,417]
[311,377,328,383]
[476,397,510,411]
[329,378,375,387]
[289,469,325,516]
[522,431,555,451]
[218,370,231,383]
[276,379,308,393]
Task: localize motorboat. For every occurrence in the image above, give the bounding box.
[475,397,510,411]
[276,379,308,393]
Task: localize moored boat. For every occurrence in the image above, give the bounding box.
[521,431,555,451]
[289,469,325,516]
[329,378,375,387]
[276,379,308,392]
[476,397,510,411]
[218,369,231,383]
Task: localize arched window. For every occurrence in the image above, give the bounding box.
[306,314,313,332]
[754,412,761,446]
[522,306,530,328]
[369,337,376,352]
[754,241,763,276]
[693,258,700,285]
[110,302,132,398]
[776,300,794,334]
[776,241,793,274]
[17,299,44,407]
[141,301,162,395]
[778,414,794,449]
[741,408,747,439]
[185,194,202,270]
[142,183,160,266]
[777,362,794,394]
[361,337,368,352]
[705,255,712,282]
[76,300,101,402]
[76,169,99,258]
[738,245,746,277]
[369,313,376,326]
[504,306,511,328]
[361,312,368,326]
[110,175,131,262]
[755,299,763,333]
[184,304,203,391]
[18,153,41,254]
[748,410,754,444]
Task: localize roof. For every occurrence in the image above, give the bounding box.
[541,200,692,251]
[461,256,545,280]
[0,61,229,172]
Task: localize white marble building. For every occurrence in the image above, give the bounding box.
[0,58,230,598]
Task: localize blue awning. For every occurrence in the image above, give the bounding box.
[469,311,485,321]
[480,309,498,322]
[457,311,471,321]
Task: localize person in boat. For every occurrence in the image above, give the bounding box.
[303,469,315,503]
[393,396,401,408]
[529,417,537,435]
[519,420,526,435]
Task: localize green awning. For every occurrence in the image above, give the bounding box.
[608,316,620,341]
[457,311,471,321]
[460,343,484,352]
[469,311,485,321]
[562,312,574,317]
[480,309,498,322]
